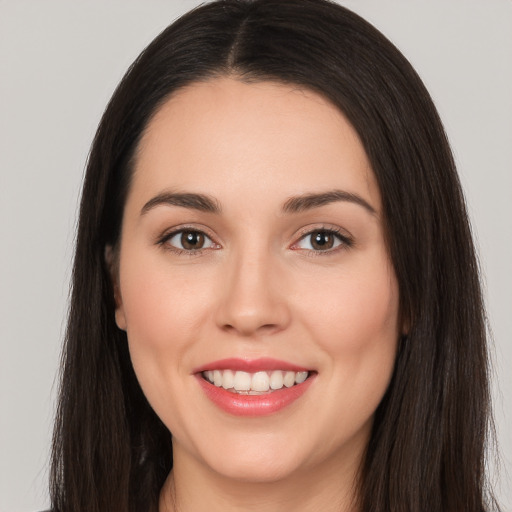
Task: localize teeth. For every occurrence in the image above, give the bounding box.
[295,371,308,384]
[221,369,234,389]
[251,371,270,392]
[213,370,223,387]
[203,369,310,393]
[270,370,283,390]
[283,371,295,388]
[233,371,252,391]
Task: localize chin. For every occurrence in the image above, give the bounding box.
[212,457,300,484]
[201,440,305,484]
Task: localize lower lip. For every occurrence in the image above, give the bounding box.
[196,374,315,417]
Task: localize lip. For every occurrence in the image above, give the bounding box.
[193,357,311,373]
[194,358,316,417]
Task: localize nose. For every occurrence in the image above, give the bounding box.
[215,248,291,337]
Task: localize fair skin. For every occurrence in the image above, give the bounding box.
[112,77,401,512]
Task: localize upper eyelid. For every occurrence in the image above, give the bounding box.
[157,224,218,243]
[293,224,353,241]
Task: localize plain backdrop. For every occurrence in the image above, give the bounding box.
[1,1,511,511]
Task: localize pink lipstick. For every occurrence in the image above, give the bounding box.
[194,358,315,416]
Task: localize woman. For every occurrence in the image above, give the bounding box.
[50,0,499,511]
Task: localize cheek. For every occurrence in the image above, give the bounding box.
[303,259,399,350]
[120,252,211,340]
[117,252,214,394]
[297,256,399,401]
[295,259,399,450]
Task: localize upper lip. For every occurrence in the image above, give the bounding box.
[192,357,311,374]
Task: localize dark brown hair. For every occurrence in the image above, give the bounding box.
[50,1,497,511]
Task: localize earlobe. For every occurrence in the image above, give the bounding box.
[401,317,410,338]
[399,309,411,338]
[105,245,127,331]
[114,306,127,332]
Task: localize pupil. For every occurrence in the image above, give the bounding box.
[181,231,204,250]
[312,231,333,250]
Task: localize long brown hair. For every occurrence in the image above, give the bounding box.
[50,1,498,510]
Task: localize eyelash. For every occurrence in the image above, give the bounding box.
[157,225,353,256]
[157,225,218,256]
[291,226,354,256]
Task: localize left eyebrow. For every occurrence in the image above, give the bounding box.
[282,190,377,215]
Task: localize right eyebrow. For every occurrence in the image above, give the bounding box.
[140,191,222,215]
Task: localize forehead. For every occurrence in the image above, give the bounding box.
[131,77,380,212]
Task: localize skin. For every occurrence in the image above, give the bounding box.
[112,77,401,512]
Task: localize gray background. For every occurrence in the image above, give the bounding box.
[1,1,511,510]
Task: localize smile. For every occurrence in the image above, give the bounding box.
[202,369,309,394]
[195,358,315,416]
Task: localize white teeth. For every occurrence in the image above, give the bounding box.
[295,371,308,384]
[233,371,252,391]
[251,371,270,392]
[221,369,234,389]
[213,370,223,387]
[204,369,310,393]
[283,371,295,388]
[270,370,283,390]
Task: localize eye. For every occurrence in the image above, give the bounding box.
[294,229,351,252]
[164,230,216,251]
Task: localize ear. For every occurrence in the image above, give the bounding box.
[400,311,410,338]
[105,245,127,331]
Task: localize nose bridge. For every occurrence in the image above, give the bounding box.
[216,239,290,336]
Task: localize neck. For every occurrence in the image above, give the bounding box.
[159,443,362,512]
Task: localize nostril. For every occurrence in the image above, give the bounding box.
[214,273,292,335]
[221,321,283,337]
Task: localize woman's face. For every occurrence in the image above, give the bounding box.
[114,77,400,484]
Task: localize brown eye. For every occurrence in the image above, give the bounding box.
[164,230,215,252]
[310,231,335,250]
[294,229,350,252]
[181,231,205,250]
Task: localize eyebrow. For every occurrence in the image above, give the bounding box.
[140,189,376,217]
[141,191,221,215]
[282,190,376,215]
